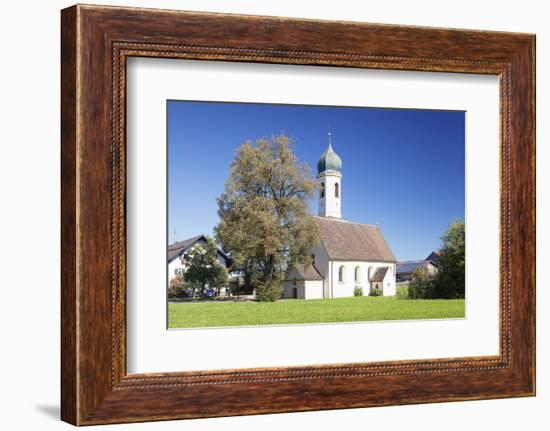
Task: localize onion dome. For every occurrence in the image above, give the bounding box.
[317,132,342,175]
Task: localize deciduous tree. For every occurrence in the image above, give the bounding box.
[168,273,185,299]
[407,220,465,299]
[185,237,229,296]
[215,134,319,301]
[434,220,465,299]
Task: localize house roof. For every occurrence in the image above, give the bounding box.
[286,263,324,281]
[167,235,230,263]
[313,217,396,262]
[370,266,389,282]
[396,260,433,274]
[168,235,204,262]
[425,251,440,265]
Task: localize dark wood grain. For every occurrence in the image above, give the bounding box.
[61,4,535,425]
[60,5,78,425]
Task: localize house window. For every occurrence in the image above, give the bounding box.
[335,182,339,198]
[355,266,361,283]
[338,265,345,282]
[293,278,297,286]
[311,254,315,265]
[174,268,184,276]
[320,182,325,198]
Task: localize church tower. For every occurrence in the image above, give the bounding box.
[317,132,342,219]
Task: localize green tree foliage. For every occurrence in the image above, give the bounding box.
[184,237,229,296]
[215,134,320,301]
[407,220,465,299]
[408,267,436,299]
[256,279,286,302]
[434,220,465,299]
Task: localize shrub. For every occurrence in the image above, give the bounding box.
[256,279,284,302]
[353,286,363,297]
[395,286,408,300]
[168,274,186,299]
[408,268,436,299]
[371,286,381,297]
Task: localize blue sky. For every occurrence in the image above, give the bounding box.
[167,100,464,261]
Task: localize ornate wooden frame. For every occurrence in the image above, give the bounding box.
[61,4,535,425]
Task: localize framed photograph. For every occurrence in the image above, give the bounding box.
[61,4,535,425]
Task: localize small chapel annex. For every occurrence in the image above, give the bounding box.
[283,133,397,299]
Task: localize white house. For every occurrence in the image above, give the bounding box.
[283,133,397,299]
[167,234,231,287]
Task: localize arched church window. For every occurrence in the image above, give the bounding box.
[320,182,325,198]
[338,265,345,282]
[355,266,361,283]
[335,182,339,198]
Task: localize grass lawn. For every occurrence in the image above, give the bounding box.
[168,296,465,329]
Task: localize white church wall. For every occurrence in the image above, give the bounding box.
[283,280,323,299]
[354,262,370,296]
[331,261,355,298]
[329,261,397,298]
[283,267,304,299]
[368,261,396,296]
[304,280,324,299]
[360,261,395,296]
[283,280,305,299]
[383,264,397,296]
[311,243,330,297]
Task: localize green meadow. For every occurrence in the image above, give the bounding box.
[168,296,465,329]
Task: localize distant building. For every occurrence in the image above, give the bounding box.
[396,254,439,283]
[425,251,441,265]
[167,235,231,287]
[283,133,397,299]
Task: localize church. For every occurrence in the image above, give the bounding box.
[283,133,397,299]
